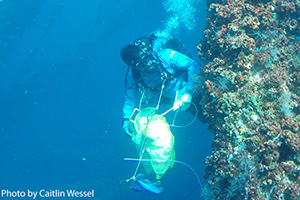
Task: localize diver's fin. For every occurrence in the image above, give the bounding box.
[152,180,161,187]
[124,157,205,200]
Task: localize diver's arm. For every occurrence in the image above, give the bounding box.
[123,70,138,119]
[122,70,138,137]
[181,59,200,96]
[159,49,201,96]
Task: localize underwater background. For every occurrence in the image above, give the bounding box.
[0,0,212,199]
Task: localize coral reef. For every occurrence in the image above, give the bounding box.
[197,0,300,199]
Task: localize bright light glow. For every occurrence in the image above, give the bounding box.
[146,119,171,149]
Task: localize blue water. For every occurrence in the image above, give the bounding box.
[0,1,212,199]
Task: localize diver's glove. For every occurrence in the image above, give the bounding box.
[122,119,134,137]
[173,93,192,111]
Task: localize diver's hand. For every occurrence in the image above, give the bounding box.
[173,94,192,111]
[122,120,134,137]
[180,94,192,111]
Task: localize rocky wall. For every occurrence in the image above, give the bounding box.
[197,0,300,199]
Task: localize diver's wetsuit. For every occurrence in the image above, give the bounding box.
[123,48,205,123]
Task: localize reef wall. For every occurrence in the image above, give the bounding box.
[197,0,300,199]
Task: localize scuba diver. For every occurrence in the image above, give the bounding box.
[121,34,205,137]
[120,34,207,199]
